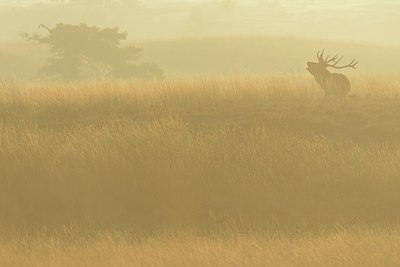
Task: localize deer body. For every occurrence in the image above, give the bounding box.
[308,66,351,97]
[307,50,358,98]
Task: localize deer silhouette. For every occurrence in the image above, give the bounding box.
[307,50,358,98]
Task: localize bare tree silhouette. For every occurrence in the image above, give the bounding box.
[307,49,358,98]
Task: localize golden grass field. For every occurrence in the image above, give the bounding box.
[1,226,400,267]
[1,74,400,265]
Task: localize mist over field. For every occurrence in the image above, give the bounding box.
[0,0,400,80]
[1,1,400,266]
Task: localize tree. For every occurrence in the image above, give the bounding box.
[22,23,164,81]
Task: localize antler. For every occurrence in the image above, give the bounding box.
[327,58,359,69]
[317,49,325,63]
[317,49,358,69]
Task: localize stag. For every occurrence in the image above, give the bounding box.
[307,50,358,98]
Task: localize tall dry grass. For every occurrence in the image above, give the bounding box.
[1,226,400,267]
[1,75,400,230]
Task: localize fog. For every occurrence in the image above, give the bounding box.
[0,0,399,79]
[0,0,399,44]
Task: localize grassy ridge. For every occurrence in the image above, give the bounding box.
[1,75,400,230]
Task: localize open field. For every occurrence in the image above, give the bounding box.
[1,74,400,265]
[1,1,399,265]
[1,226,400,267]
[1,74,400,229]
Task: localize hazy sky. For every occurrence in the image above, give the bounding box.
[0,0,399,45]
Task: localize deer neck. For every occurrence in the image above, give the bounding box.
[314,69,332,85]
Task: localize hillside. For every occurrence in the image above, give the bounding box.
[1,36,400,80]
